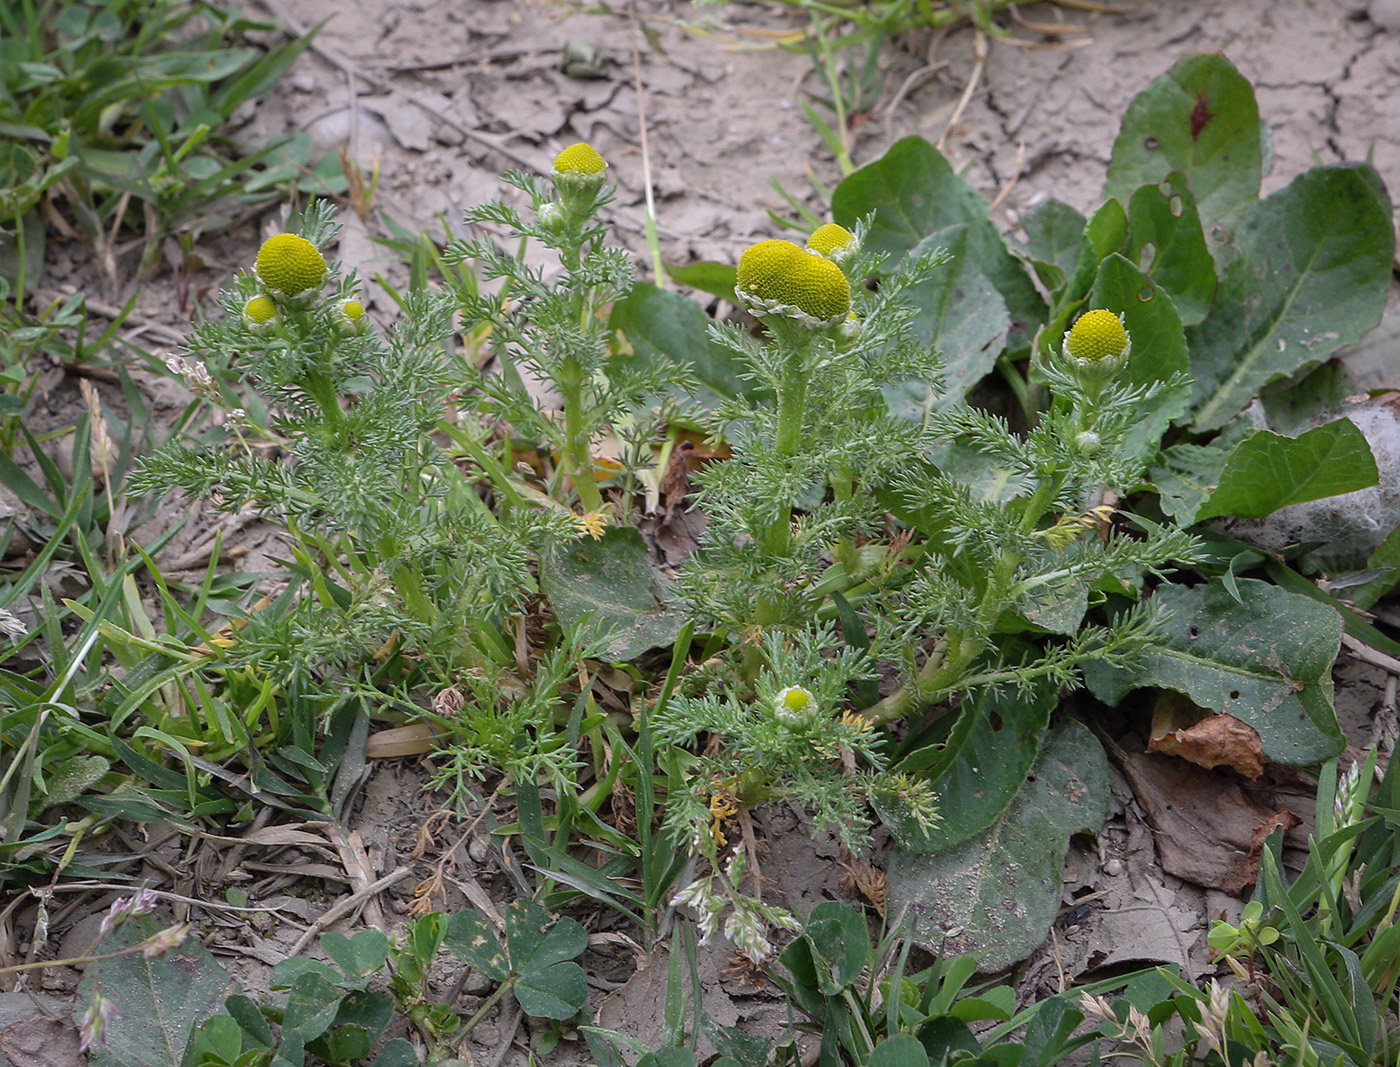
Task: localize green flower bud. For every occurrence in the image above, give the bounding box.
[773,685,816,725]
[736,239,851,327]
[536,201,565,231]
[243,294,278,330]
[336,298,367,336]
[254,233,328,299]
[806,223,857,262]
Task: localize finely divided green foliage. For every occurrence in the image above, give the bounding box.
[132,203,558,679]
[443,165,690,515]
[12,46,1400,1051]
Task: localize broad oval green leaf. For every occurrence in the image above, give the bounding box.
[1084,577,1344,764]
[1186,164,1394,432]
[1105,53,1262,255]
[661,259,738,303]
[515,961,588,1020]
[444,910,510,981]
[833,136,1045,352]
[888,224,1011,414]
[1020,199,1086,300]
[541,527,686,661]
[886,721,1109,973]
[1089,253,1192,459]
[800,901,870,995]
[81,913,238,1067]
[877,681,1054,853]
[1126,171,1217,325]
[1196,418,1379,521]
[609,282,746,408]
[870,1034,933,1067]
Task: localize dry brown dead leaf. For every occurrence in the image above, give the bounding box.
[1116,747,1301,894]
[365,722,440,759]
[1149,708,1266,780]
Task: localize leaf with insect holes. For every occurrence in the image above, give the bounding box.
[1124,171,1217,325]
[1106,53,1262,256]
[1084,577,1344,764]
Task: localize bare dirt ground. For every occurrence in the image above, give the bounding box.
[8,2,1400,1065]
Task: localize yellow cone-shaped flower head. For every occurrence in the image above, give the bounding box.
[1065,309,1129,363]
[255,234,327,297]
[243,295,278,328]
[553,142,607,177]
[1061,308,1131,393]
[551,142,608,206]
[806,223,857,261]
[736,239,851,326]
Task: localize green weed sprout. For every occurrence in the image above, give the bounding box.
[444,141,689,519]
[1207,899,1280,961]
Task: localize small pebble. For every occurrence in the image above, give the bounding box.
[468,837,490,863]
[1372,0,1400,32]
[462,970,495,995]
[1104,858,1124,877]
[291,73,317,93]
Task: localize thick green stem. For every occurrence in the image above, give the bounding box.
[867,549,1021,725]
[556,355,603,513]
[744,341,809,679]
[761,345,808,560]
[304,369,342,433]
